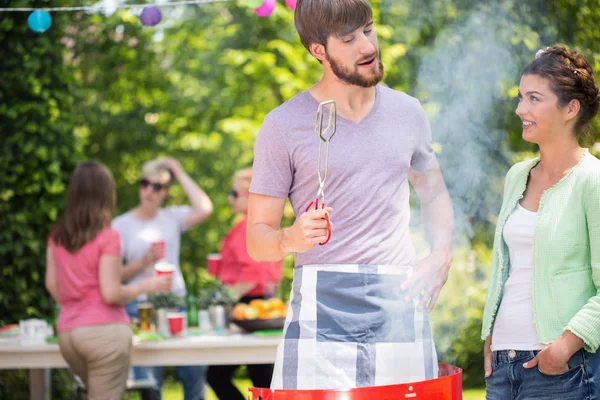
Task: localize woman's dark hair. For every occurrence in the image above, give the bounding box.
[522,46,600,146]
[50,161,116,253]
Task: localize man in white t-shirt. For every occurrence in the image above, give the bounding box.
[112,157,213,400]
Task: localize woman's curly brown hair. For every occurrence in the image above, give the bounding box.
[522,46,600,146]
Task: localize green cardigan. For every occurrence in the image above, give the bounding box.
[481,150,600,353]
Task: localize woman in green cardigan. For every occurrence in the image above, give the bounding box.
[482,46,600,399]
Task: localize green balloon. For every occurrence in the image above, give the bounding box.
[242,0,264,8]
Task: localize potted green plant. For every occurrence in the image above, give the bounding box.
[149,293,184,337]
[196,280,236,332]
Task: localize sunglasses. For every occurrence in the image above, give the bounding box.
[139,178,167,192]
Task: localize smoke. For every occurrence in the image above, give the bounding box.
[414,6,520,244]
[404,5,535,367]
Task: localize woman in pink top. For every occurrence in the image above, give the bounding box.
[45,161,171,400]
[207,167,282,400]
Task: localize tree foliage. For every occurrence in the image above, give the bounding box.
[2,0,600,395]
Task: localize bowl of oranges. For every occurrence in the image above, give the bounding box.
[230,298,288,333]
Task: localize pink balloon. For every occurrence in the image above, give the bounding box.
[285,0,297,10]
[255,0,276,17]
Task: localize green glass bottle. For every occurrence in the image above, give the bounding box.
[52,303,60,334]
[187,293,198,327]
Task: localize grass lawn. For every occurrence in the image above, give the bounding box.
[463,388,486,400]
[153,381,486,400]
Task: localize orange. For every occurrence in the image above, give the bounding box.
[249,299,267,313]
[245,307,259,320]
[232,303,247,320]
[267,298,285,311]
[258,310,270,320]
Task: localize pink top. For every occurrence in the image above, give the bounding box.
[216,219,282,297]
[49,228,129,332]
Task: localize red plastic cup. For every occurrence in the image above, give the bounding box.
[207,253,222,276]
[154,261,175,291]
[248,364,462,400]
[152,240,166,260]
[167,313,184,336]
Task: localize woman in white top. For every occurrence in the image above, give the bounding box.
[483,46,600,400]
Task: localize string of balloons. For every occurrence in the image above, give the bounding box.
[0,0,297,33]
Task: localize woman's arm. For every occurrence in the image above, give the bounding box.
[120,245,161,281]
[221,221,274,300]
[525,173,600,373]
[484,335,493,378]
[45,246,59,302]
[563,173,600,352]
[165,158,213,229]
[523,330,584,375]
[228,282,259,301]
[99,254,171,305]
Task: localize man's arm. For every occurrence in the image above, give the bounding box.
[165,157,213,230]
[246,193,332,262]
[403,159,454,311]
[408,159,453,258]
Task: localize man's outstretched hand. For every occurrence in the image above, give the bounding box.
[400,251,452,312]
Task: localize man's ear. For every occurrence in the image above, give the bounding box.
[309,43,327,63]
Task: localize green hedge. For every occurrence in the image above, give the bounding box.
[0,2,82,397]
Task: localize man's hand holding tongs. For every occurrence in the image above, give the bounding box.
[282,207,333,253]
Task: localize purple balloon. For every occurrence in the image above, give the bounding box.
[140,6,162,27]
[255,0,276,17]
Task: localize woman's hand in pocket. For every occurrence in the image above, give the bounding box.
[484,336,493,378]
[523,344,569,375]
[524,331,584,375]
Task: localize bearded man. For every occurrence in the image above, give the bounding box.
[247,0,454,390]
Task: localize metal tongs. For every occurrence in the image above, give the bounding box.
[305,100,337,245]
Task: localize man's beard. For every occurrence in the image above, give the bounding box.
[326,49,384,88]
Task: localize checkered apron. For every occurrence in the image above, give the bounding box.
[271,264,438,390]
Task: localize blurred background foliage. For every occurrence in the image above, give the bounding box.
[2,0,600,396]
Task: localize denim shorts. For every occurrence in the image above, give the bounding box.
[486,349,600,400]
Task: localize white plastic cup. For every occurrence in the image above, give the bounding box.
[154,261,175,291]
[19,319,49,345]
[198,310,212,332]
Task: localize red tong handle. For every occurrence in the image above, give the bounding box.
[305,198,331,245]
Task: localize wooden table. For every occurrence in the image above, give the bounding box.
[0,333,280,400]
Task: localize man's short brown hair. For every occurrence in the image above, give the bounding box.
[294,0,373,51]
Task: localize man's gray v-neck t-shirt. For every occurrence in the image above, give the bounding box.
[250,84,435,267]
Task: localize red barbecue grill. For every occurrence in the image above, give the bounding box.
[248,364,462,400]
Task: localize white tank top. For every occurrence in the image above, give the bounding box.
[491,203,545,351]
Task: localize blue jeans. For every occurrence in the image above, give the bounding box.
[126,301,207,400]
[486,349,600,400]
